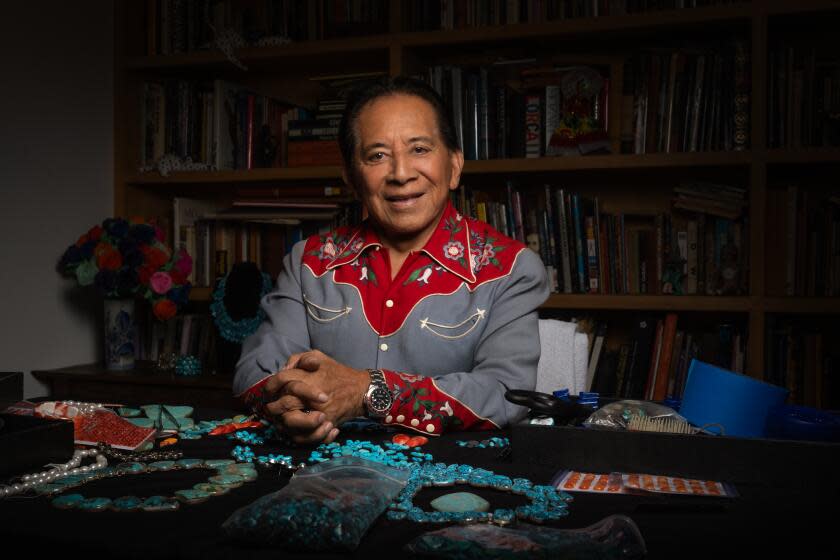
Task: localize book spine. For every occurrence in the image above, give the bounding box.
[525,94,542,158]
[652,313,678,401]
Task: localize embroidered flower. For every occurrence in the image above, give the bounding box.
[443,241,464,261]
[350,237,365,254]
[440,401,454,416]
[319,236,338,260]
[469,248,482,273]
[480,243,495,266]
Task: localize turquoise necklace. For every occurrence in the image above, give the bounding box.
[210,272,272,343]
[41,458,257,512]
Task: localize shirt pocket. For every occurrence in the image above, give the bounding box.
[419,307,486,340]
[302,294,352,323]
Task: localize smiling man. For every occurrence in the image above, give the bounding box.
[233,76,549,444]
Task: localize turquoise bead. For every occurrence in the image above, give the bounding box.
[175,489,211,503]
[208,474,244,487]
[116,462,147,474]
[204,459,235,468]
[112,496,143,511]
[142,496,180,511]
[176,459,204,469]
[52,493,85,509]
[148,460,176,471]
[193,483,228,495]
[78,497,111,511]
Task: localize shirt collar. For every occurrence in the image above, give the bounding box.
[324,202,476,283]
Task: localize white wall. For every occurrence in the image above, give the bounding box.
[0,1,114,398]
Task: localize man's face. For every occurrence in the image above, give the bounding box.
[346,94,464,250]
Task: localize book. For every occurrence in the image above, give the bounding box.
[651,313,679,401]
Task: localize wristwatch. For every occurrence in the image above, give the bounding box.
[363,369,393,418]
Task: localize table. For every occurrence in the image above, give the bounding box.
[1,407,837,559]
[32,364,243,411]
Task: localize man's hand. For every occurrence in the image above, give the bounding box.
[263,350,371,445]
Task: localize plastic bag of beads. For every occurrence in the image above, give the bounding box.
[403,514,646,560]
[222,456,411,551]
[583,400,690,431]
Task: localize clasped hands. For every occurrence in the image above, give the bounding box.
[262,350,371,445]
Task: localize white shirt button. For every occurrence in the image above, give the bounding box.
[385,415,392,423]
[410,419,420,427]
[396,414,405,423]
[426,424,436,433]
[385,299,394,308]
[380,343,388,352]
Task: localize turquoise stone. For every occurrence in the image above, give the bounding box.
[116,462,147,474]
[78,497,112,511]
[194,483,228,495]
[179,433,201,440]
[430,492,491,513]
[204,459,235,468]
[112,496,143,511]
[163,405,194,418]
[174,417,194,430]
[174,489,211,503]
[208,474,244,487]
[52,494,84,509]
[141,404,162,418]
[142,496,180,511]
[148,461,176,472]
[118,407,141,417]
[176,459,204,469]
[232,415,248,423]
[53,474,87,485]
[35,484,67,495]
[127,418,155,428]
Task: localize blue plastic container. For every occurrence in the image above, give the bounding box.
[680,360,789,438]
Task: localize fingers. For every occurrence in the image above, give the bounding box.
[263,373,328,405]
[264,393,309,418]
[296,350,326,372]
[281,410,334,445]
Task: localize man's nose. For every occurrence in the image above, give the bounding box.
[389,151,416,184]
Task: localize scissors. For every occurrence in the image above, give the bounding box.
[505,389,591,423]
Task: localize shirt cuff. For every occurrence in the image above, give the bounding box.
[237,376,273,419]
[380,369,499,436]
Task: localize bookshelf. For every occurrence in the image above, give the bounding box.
[110,1,840,408]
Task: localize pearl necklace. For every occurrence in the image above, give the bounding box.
[1,448,107,498]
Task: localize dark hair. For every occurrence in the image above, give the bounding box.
[338,75,461,169]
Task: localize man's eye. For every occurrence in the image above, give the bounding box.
[413,146,429,154]
[368,152,385,161]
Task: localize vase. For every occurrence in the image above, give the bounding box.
[104,298,136,371]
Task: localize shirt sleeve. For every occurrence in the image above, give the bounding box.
[380,249,549,435]
[233,240,311,412]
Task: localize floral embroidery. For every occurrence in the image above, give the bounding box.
[349,251,378,286]
[403,263,444,286]
[469,226,507,273]
[306,230,354,261]
[443,241,464,260]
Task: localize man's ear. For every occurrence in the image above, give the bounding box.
[448,149,465,191]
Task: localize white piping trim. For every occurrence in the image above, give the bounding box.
[420,308,485,340]
[302,294,352,323]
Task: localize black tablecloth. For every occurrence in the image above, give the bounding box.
[1,408,837,559]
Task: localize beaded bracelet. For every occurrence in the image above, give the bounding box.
[42,458,257,512]
[175,355,201,376]
[387,462,573,525]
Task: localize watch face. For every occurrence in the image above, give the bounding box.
[368,386,392,414]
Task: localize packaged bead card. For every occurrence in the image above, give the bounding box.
[553,470,738,498]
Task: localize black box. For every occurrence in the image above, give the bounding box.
[0,372,23,412]
[511,423,840,488]
[0,414,75,479]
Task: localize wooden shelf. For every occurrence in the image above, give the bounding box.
[398,4,753,47]
[541,294,754,312]
[126,166,345,185]
[126,35,393,70]
[126,4,756,73]
[763,297,840,314]
[765,148,840,165]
